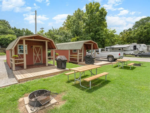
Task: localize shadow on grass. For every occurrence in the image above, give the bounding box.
[112,65,119,68]
[66,74,89,83]
[118,66,136,70]
[72,79,111,93]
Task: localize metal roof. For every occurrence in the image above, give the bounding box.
[56,40,98,50]
[106,45,130,48]
[6,34,57,50]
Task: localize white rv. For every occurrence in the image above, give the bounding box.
[105,43,147,55]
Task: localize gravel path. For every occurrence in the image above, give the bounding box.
[0,55,18,88]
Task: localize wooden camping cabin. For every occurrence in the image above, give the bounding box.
[51,40,99,63]
[6,34,56,71]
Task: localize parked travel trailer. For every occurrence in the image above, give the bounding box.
[105,43,147,55]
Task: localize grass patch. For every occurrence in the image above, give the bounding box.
[124,54,150,58]
[0,62,150,113]
[124,54,135,57]
[0,52,6,56]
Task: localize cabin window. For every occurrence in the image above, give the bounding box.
[72,50,77,53]
[18,44,28,54]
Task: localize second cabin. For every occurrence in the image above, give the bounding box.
[51,40,99,63]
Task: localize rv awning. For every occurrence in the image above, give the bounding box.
[106,45,130,48]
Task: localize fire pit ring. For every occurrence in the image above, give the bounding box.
[28,90,51,107]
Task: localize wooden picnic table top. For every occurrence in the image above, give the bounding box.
[117,59,130,62]
[70,65,101,72]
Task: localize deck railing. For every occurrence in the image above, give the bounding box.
[10,58,24,70]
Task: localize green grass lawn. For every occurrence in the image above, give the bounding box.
[124,54,135,57]
[124,54,150,58]
[0,62,150,113]
[0,52,6,56]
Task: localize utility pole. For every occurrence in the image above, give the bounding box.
[35,10,37,34]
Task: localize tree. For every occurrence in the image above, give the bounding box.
[0,35,16,47]
[104,29,120,46]
[0,20,33,47]
[37,29,46,36]
[133,23,150,44]
[12,27,33,37]
[119,17,150,45]
[84,2,107,47]
[132,17,150,30]
[45,28,73,43]
[0,20,15,35]
[63,8,85,41]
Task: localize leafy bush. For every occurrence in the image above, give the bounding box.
[12,55,18,58]
[55,53,59,56]
[0,52,6,56]
[0,35,16,47]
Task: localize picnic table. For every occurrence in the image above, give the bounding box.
[70,65,101,88]
[117,59,130,68]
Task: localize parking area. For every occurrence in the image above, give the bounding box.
[124,57,150,62]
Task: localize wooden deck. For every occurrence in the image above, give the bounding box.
[13,66,68,83]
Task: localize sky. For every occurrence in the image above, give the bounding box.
[0,0,149,34]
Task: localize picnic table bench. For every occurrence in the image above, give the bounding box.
[84,72,108,89]
[128,63,134,69]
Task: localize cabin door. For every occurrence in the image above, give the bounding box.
[33,46,43,64]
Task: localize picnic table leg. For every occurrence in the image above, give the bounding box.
[122,62,123,68]
[89,81,91,89]
[96,68,97,74]
[74,71,76,83]
[79,72,88,89]
[118,62,120,67]
[79,72,81,86]
[68,75,69,81]
[105,75,107,81]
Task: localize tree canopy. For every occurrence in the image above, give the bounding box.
[0,20,33,48]
[119,17,150,45]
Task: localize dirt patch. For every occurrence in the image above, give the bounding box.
[18,93,66,113]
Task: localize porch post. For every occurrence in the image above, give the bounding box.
[77,50,79,63]
[45,41,48,66]
[12,49,15,70]
[91,43,93,55]
[82,46,84,62]
[53,50,55,66]
[23,39,26,69]
[68,50,70,62]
